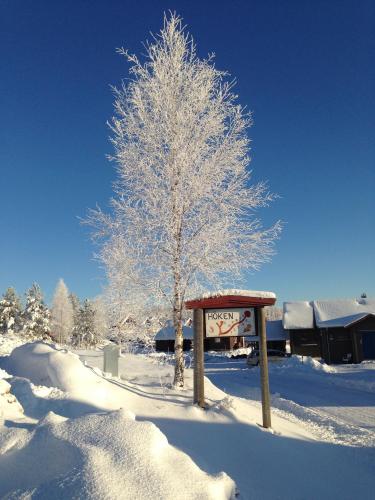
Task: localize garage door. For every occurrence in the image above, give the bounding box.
[361,331,375,360]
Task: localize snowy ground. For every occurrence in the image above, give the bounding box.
[0,336,374,499]
[204,354,375,448]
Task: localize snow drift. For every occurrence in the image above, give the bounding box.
[1,342,235,499]
[0,409,234,499]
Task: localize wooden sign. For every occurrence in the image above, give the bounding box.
[205,308,256,337]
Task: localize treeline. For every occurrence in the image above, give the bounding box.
[0,280,107,347]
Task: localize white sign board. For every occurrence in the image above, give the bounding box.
[205,308,256,337]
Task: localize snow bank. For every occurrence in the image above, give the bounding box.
[266,355,336,374]
[0,368,23,423]
[205,348,251,361]
[5,342,113,403]
[0,409,235,499]
[1,342,235,499]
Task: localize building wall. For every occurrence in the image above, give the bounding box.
[204,336,246,351]
[320,328,352,364]
[155,339,192,352]
[304,316,375,364]
[352,315,375,361]
[156,336,246,352]
[289,329,322,357]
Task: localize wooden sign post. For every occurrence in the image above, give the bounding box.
[258,306,271,428]
[193,308,205,407]
[186,291,276,428]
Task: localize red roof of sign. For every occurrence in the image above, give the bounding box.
[185,292,276,310]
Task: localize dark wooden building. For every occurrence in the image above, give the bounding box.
[155,322,193,352]
[284,299,375,364]
[155,319,286,353]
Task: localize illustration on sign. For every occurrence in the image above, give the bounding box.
[205,308,256,337]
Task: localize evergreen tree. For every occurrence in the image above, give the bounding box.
[22,283,51,340]
[71,299,98,348]
[0,287,22,334]
[51,279,73,344]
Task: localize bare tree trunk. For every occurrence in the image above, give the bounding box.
[173,310,184,387]
[173,263,184,387]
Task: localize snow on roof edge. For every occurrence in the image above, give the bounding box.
[187,289,276,302]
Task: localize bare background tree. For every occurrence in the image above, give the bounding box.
[88,14,282,387]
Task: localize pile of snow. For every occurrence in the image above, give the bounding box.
[0,409,234,499]
[265,355,337,373]
[0,342,235,499]
[205,348,251,360]
[0,368,23,423]
[4,342,115,407]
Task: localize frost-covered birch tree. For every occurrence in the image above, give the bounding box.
[51,279,73,344]
[88,14,281,387]
[92,296,108,342]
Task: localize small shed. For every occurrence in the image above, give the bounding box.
[154,321,193,352]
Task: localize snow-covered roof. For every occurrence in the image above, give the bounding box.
[249,320,287,341]
[283,301,314,330]
[188,289,276,301]
[155,321,193,340]
[313,299,375,328]
[283,298,375,329]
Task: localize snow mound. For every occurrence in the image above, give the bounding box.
[206,348,251,360]
[0,409,235,499]
[1,343,235,498]
[6,342,93,392]
[0,369,24,423]
[267,355,336,373]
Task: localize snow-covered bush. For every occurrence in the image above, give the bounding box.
[0,287,22,335]
[71,299,100,348]
[22,283,51,341]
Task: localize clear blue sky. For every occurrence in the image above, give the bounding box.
[1,0,374,306]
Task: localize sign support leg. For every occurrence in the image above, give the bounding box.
[193,308,205,408]
[259,307,271,428]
